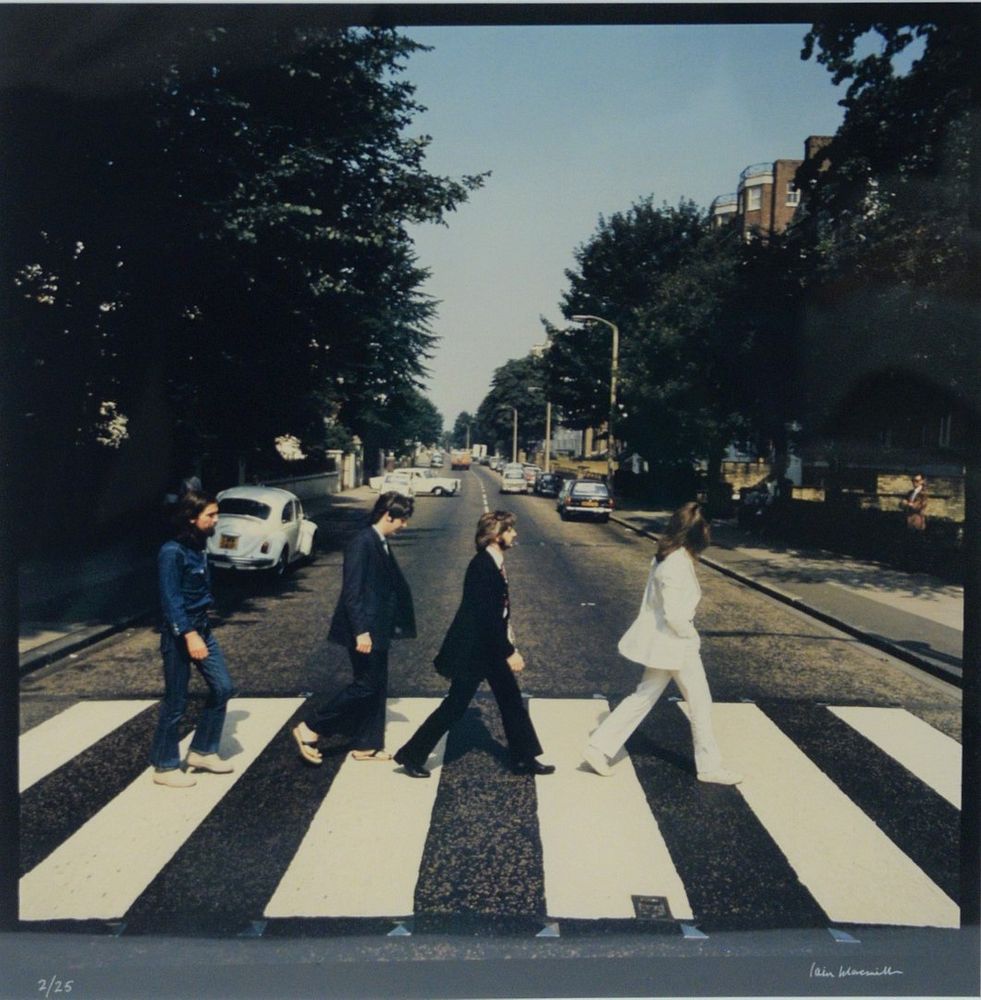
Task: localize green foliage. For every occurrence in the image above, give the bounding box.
[450,411,474,448]
[793,14,981,436]
[474,355,547,455]
[4,16,483,533]
[549,199,793,482]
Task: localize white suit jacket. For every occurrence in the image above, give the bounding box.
[617,547,701,670]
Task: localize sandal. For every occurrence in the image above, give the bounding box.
[350,749,393,762]
[292,724,322,765]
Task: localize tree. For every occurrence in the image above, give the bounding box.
[450,411,474,449]
[2,12,486,542]
[474,355,547,459]
[550,198,796,507]
[795,15,980,926]
[549,198,708,430]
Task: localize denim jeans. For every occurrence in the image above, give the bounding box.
[149,623,235,770]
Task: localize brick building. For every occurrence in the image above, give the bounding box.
[712,135,832,240]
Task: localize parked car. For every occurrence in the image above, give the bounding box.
[500,466,528,494]
[522,464,542,488]
[556,479,614,522]
[535,472,562,497]
[207,485,317,576]
[430,453,444,468]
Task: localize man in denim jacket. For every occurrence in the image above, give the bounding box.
[150,489,235,788]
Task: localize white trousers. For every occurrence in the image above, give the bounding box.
[588,653,723,774]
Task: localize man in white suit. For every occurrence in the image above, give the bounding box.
[582,502,742,785]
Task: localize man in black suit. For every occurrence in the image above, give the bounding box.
[394,510,554,778]
[292,491,415,764]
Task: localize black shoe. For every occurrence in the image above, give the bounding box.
[511,759,556,776]
[394,751,430,779]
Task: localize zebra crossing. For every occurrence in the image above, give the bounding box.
[18,696,962,934]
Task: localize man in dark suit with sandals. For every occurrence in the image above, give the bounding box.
[393,509,554,778]
[292,491,415,765]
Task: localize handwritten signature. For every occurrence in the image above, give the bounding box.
[810,962,904,979]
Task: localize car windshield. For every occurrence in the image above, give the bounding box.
[219,498,272,520]
[572,483,609,497]
[503,470,524,479]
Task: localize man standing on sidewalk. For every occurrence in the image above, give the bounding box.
[899,472,929,570]
[292,491,415,765]
[151,489,236,788]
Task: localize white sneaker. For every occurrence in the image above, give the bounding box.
[186,751,234,774]
[697,768,743,785]
[153,768,196,788]
[583,745,614,777]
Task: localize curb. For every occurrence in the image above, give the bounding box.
[610,513,961,688]
[19,611,152,676]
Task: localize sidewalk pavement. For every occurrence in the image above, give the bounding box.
[610,500,963,686]
[17,490,373,675]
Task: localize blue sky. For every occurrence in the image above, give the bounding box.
[399,22,851,430]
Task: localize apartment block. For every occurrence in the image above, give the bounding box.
[712,135,831,239]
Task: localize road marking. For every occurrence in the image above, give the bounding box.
[828,706,961,809]
[264,697,445,918]
[19,700,157,792]
[680,701,959,928]
[529,698,693,920]
[20,698,302,921]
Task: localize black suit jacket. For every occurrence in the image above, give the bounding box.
[434,548,514,678]
[327,526,415,650]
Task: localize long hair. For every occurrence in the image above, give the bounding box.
[172,488,217,546]
[370,490,414,525]
[475,510,516,551]
[655,501,709,563]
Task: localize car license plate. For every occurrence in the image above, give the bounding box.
[219,535,238,550]
[581,499,598,507]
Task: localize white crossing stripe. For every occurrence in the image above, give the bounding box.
[680,701,959,928]
[20,698,302,921]
[530,698,693,920]
[264,698,445,918]
[19,700,157,792]
[829,706,961,809]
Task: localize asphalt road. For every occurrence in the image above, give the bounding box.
[12,465,971,996]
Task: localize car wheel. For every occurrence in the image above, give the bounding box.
[599,515,610,523]
[273,547,289,577]
[559,508,567,520]
[432,487,444,496]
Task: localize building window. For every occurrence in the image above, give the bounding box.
[746,187,762,211]
[786,182,800,206]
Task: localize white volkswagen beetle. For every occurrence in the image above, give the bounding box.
[207,485,317,576]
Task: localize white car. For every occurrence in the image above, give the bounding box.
[369,468,460,497]
[372,471,416,497]
[207,486,317,576]
[500,467,528,494]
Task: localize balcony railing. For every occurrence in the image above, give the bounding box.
[739,162,773,184]
[710,193,738,214]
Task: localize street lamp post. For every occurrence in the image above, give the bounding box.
[571,314,620,490]
[544,400,552,473]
